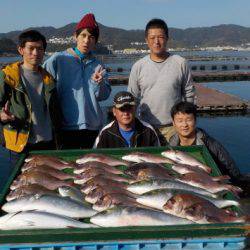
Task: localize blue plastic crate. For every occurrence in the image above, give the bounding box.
[0,237,247,250]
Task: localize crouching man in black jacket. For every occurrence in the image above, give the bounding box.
[93,91,160,148]
[168,101,250,197]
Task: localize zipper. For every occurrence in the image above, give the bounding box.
[108,131,127,147]
[13,86,32,128]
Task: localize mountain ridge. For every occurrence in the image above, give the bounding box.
[1,23,250,54]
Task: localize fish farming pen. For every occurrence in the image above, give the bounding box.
[108,77,250,114]
[109,71,250,85]
[194,84,250,114]
[192,71,250,82]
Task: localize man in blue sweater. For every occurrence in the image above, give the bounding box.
[43,13,111,149]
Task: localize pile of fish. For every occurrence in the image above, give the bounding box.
[0,150,248,230]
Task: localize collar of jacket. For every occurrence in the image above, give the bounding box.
[66,48,96,64]
[168,127,206,146]
[2,61,54,89]
[109,118,147,144]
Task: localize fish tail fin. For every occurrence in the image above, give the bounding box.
[223,199,240,207]
[225,184,243,194]
[204,165,212,173]
[66,180,76,187]
[212,175,231,182]
[71,173,79,179]
[243,216,250,223]
[214,190,228,198]
[222,184,242,198]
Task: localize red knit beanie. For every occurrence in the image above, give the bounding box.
[75,13,99,40]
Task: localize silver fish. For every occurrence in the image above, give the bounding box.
[122,152,175,164]
[90,206,192,227]
[136,188,240,210]
[76,153,129,166]
[0,211,98,230]
[58,186,85,203]
[127,179,218,198]
[2,194,97,218]
[161,150,211,173]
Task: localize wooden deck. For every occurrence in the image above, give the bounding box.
[194,83,249,112]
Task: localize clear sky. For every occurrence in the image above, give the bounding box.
[1,0,250,33]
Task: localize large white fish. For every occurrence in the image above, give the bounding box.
[127,179,218,198]
[2,194,97,218]
[0,211,98,230]
[136,188,240,210]
[161,150,211,173]
[90,206,192,227]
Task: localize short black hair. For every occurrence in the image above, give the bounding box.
[75,28,99,42]
[145,18,168,38]
[171,101,197,120]
[18,30,47,50]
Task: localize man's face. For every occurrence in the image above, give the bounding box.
[18,41,44,68]
[113,105,136,128]
[75,29,96,54]
[146,28,168,57]
[173,112,196,138]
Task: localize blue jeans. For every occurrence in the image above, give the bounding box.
[0,145,20,190]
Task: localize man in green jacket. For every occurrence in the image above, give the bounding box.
[0,30,61,153]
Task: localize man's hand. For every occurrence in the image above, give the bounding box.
[91,66,106,84]
[0,101,15,122]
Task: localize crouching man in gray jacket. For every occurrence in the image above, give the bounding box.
[168,101,250,197]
